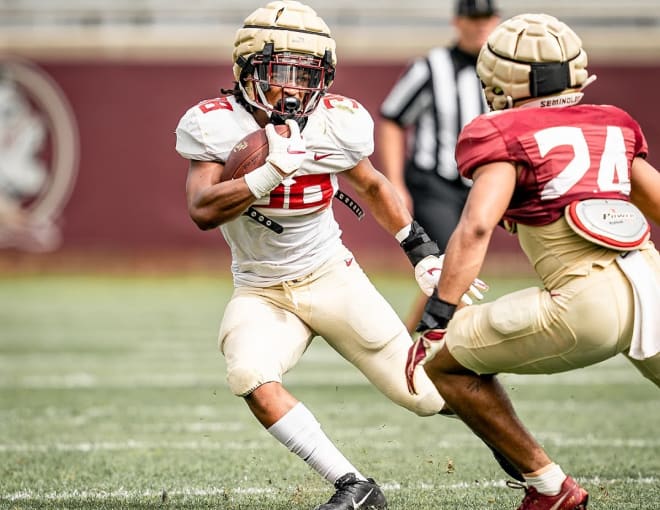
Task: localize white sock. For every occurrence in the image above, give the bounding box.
[524,463,566,495]
[267,402,366,484]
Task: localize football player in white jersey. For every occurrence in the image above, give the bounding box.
[175,2,504,508]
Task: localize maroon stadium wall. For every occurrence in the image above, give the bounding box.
[2,59,659,270]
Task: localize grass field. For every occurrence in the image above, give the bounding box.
[1,270,658,509]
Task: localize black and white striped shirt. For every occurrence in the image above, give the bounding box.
[380,45,488,186]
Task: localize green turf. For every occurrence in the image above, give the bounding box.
[0,272,658,509]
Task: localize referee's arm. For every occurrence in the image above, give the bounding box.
[377,118,410,212]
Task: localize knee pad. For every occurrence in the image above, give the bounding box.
[226,365,280,397]
[406,387,446,417]
[388,379,444,417]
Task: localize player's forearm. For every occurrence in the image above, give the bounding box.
[435,162,515,302]
[437,224,492,306]
[188,180,256,230]
[358,174,412,236]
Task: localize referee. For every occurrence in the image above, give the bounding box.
[378,0,500,332]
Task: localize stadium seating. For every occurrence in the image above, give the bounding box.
[1,0,660,60]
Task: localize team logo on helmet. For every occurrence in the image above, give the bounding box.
[477,13,593,111]
[0,59,79,252]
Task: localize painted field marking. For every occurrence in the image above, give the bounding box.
[2,436,658,453]
[3,477,657,502]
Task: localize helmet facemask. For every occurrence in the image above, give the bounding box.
[239,46,332,125]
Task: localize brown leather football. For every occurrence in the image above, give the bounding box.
[221,124,291,181]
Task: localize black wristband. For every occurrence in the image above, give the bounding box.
[399,221,441,266]
[416,294,457,332]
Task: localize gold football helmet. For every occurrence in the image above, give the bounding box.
[477,13,592,110]
[232,1,336,122]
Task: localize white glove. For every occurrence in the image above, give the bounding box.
[414,255,443,297]
[414,254,489,305]
[265,119,306,175]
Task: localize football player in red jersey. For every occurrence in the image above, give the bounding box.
[405,13,660,510]
[175,2,501,509]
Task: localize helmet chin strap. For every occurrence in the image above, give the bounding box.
[239,79,309,129]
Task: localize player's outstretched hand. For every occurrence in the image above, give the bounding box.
[461,275,489,305]
[265,119,306,175]
[414,254,489,305]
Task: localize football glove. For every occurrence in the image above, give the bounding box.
[405,295,457,395]
[265,119,306,175]
[414,254,490,304]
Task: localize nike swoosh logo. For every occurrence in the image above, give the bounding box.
[314,153,332,161]
[352,489,374,509]
[345,257,354,267]
[548,491,571,510]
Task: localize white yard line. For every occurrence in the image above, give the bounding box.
[0,440,268,452]
[2,436,659,453]
[3,478,658,502]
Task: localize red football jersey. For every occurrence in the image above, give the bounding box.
[456,104,648,226]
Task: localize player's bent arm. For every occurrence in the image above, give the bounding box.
[630,156,660,226]
[437,162,516,305]
[342,157,413,235]
[185,159,257,230]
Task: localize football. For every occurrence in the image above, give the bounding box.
[221,124,291,181]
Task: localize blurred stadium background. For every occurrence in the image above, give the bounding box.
[0,0,659,273]
[1,3,659,509]
[2,0,660,60]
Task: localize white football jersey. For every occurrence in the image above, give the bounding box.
[175,94,375,287]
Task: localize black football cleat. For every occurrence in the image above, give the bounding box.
[315,473,387,510]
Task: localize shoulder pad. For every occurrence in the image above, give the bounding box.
[175,96,250,161]
[320,94,374,157]
[456,115,510,179]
